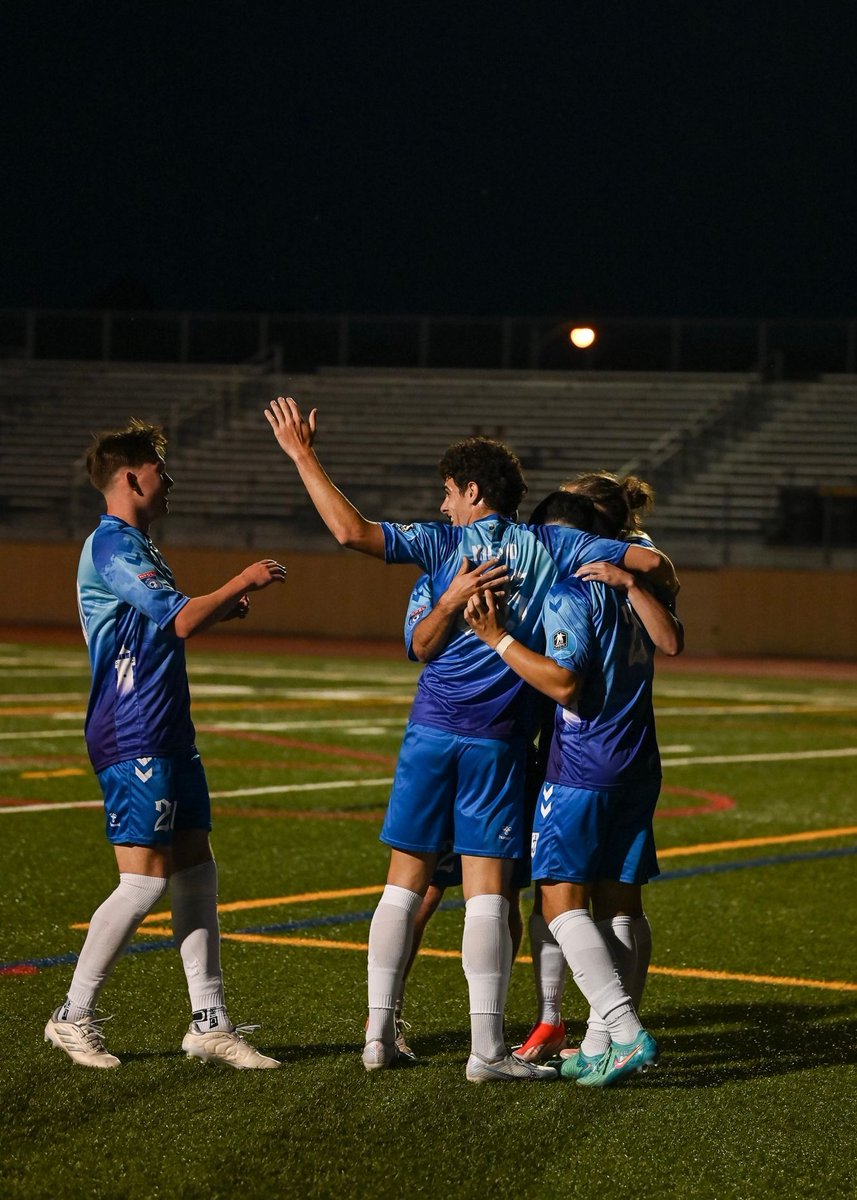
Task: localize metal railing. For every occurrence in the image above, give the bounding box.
[3,308,857,375]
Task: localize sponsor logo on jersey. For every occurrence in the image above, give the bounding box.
[393,523,415,532]
[552,630,569,650]
[137,570,163,590]
[408,604,428,625]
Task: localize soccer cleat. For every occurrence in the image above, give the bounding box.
[394,1016,417,1062]
[362,1038,403,1071]
[182,1021,280,1069]
[514,1020,567,1063]
[465,1052,558,1083]
[44,1008,121,1069]
[558,1046,602,1081]
[574,1029,659,1088]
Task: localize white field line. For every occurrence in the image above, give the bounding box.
[0,777,395,815]
[0,729,84,741]
[661,747,857,767]
[4,748,857,816]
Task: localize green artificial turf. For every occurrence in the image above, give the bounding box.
[1,642,855,1199]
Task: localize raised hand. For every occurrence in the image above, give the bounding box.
[239,559,288,591]
[264,396,318,460]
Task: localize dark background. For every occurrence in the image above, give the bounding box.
[3,1,856,318]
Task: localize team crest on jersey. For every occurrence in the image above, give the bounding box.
[552,630,569,650]
[531,831,540,858]
[137,570,162,590]
[408,604,428,626]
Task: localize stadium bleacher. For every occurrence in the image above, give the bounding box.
[1,361,855,562]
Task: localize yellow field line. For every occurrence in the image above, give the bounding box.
[659,824,857,858]
[127,824,857,930]
[207,932,856,993]
[136,884,385,928]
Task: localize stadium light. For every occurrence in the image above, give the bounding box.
[569,326,596,349]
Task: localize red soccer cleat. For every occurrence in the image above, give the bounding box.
[514,1020,567,1063]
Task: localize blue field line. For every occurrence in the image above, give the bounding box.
[655,843,857,881]
[3,843,855,973]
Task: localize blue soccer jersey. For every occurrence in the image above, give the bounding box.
[542,576,661,788]
[77,515,194,772]
[382,516,630,739]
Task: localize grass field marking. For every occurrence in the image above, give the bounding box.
[659,824,857,858]
[0,729,84,741]
[0,691,89,703]
[0,799,102,814]
[662,747,857,767]
[646,965,857,993]
[127,884,388,931]
[210,777,394,799]
[197,932,857,993]
[655,704,853,716]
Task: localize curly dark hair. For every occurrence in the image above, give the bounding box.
[437,437,527,516]
[561,470,654,537]
[86,419,167,493]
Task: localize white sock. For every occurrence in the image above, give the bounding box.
[631,913,653,1010]
[528,910,567,1026]
[581,917,637,1057]
[61,873,169,1020]
[366,885,422,1043]
[462,893,512,1062]
[171,860,226,1023]
[548,908,641,1045]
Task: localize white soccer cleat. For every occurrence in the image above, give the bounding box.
[44,1008,121,1069]
[362,1038,402,1071]
[181,1022,281,1069]
[465,1052,558,1083]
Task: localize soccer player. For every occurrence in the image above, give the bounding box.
[44,420,286,1070]
[463,490,681,1086]
[521,472,680,1062]
[264,396,675,1082]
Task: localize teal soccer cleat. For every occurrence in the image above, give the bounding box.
[574,1030,659,1088]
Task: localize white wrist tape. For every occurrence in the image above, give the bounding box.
[495,633,515,658]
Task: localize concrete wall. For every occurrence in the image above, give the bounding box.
[2,540,855,659]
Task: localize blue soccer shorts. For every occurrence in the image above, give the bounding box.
[97,748,212,847]
[531,777,661,885]
[381,721,528,859]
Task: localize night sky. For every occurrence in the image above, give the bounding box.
[3,1,857,318]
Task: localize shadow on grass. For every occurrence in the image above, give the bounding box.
[607,998,857,1089]
[120,1000,857,1084]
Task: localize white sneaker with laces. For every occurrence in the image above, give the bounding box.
[465,1052,558,1083]
[44,1008,121,1069]
[181,1021,281,1069]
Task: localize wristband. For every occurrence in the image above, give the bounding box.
[495,633,515,658]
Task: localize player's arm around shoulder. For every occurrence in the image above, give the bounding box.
[619,542,680,595]
[574,561,684,656]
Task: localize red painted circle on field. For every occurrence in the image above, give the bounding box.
[657,785,735,818]
[0,964,39,975]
